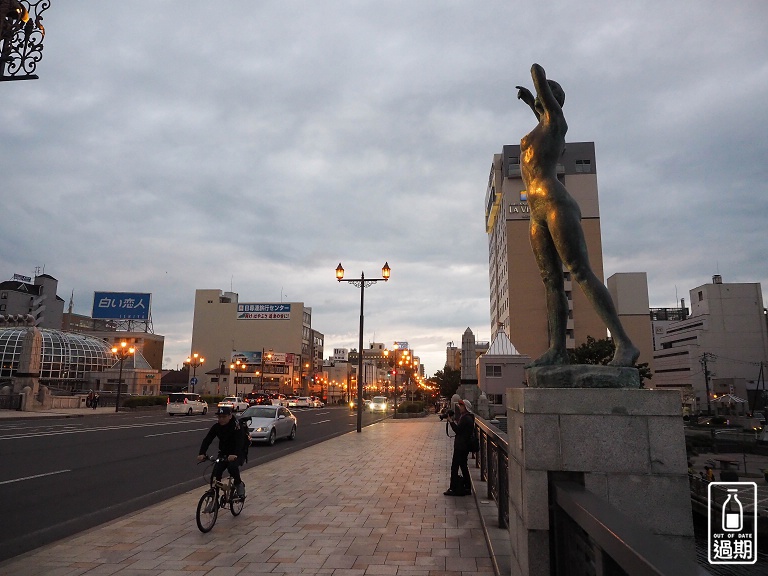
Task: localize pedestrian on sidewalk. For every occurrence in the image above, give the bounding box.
[444,399,474,497]
[92,391,99,409]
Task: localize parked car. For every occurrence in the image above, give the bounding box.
[294,397,312,407]
[239,405,297,446]
[217,396,249,412]
[245,392,271,406]
[369,396,389,412]
[167,392,208,416]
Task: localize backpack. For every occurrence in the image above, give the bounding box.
[470,428,480,453]
[235,419,251,463]
[469,415,479,452]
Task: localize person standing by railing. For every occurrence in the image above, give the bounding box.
[444,399,475,497]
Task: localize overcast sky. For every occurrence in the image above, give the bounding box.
[2,1,767,376]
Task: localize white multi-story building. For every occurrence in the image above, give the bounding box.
[652,276,768,413]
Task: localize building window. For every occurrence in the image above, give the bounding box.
[1,292,6,299]
[698,291,703,302]
[485,365,502,378]
[575,159,592,173]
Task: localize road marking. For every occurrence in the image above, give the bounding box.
[0,419,211,441]
[311,420,330,425]
[145,427,209,437]
[0,469,71,485]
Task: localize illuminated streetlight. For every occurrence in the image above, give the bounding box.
[111,341,135,413]
[185,353,204,392]
[336,262,390,433]
[0,0,51,82]
[230,360,247,397]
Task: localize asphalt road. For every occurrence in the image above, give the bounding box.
[0,405,387,562]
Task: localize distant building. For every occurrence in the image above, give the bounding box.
[477,331,530,415]
[652,276,768,414]
[607,272,655,372]
[191,289,321,396]
[445,342,460,370]
[0,273,64,329]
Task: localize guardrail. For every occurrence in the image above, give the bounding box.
[552,481,710,575]
[474,416,711,575]
[474,417,509,529]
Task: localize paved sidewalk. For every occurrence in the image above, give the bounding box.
[0,416,497,576]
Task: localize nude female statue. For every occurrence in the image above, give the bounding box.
[516,63,639,367]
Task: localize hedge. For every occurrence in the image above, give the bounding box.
[396,401,425,414]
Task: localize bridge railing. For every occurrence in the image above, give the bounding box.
[474,416,711,575]
[474,417,509,528]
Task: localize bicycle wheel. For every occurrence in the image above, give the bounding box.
[230,490,245,516]
[196,490,218,533]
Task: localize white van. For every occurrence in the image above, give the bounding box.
[167,392,208,416]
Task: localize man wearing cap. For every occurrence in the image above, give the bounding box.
[198,406,246,498]
[444,399,475,496]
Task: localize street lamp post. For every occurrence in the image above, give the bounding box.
[111,341,135,413]
[185,353,204,393]
[0,0,51,82]
[230,360,246,397]
[260,348,273,390]
[336,261,390,433]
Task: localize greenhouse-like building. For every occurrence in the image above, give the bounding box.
[0,328,113,388]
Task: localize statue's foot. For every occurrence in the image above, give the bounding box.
[608,343,640,367]
[525,348,569,368]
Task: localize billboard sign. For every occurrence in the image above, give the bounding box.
[394,341,409,350]
[92,292,151,320]
[231,351,262,366]
[231,351,293,368]
[237,303,291,320]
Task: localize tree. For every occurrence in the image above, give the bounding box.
[568,336,652,386]
[429,366,461,399]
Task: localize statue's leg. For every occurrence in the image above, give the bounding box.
[551,210,640,367]
[527,220,569,367]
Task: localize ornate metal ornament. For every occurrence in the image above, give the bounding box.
[1,0,50,81]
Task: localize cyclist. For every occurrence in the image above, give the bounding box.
[197,406,246,498]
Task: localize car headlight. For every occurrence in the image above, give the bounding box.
[254,427,269,433]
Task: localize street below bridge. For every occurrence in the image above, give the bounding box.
[0,405,386,562]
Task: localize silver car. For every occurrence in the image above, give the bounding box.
[239,405,297,446]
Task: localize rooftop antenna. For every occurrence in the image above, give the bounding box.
[675,285,678,308]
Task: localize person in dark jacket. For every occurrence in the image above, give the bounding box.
[197,406,246,497]
[444,399,475,496]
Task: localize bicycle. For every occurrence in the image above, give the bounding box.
[196,454,246,533]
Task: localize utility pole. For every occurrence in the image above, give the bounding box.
[701,353,716,415]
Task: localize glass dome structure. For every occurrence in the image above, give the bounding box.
[0,328,113,383]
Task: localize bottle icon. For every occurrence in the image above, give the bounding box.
[722,489,743,532]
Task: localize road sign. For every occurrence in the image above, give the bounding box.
[190,377,198,386]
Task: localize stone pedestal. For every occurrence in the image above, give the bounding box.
[506,387,694,576]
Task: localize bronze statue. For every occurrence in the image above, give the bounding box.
[516,63,639,367]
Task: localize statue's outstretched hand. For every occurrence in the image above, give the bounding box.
[516,86,532,101]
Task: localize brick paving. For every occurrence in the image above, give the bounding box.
[0,416,496,576]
